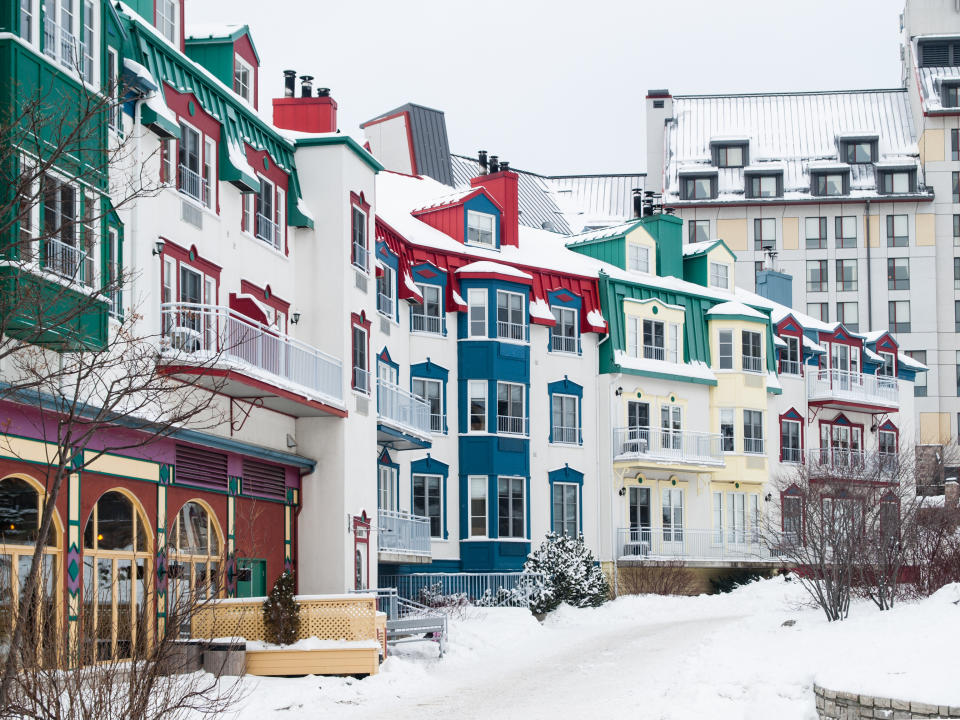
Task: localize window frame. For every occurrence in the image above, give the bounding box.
[836,301,859,331]
[805,216,827,250]
[741,330,763,373]
[886,214,909,247]
[468,380,487,433]
[467,287,487,338]
[155,0,178,45]
[496,289,526,343]
[351,204,368,272]
[720,408,735,453]
[627,243,650,273]
[743,409,764,455]
[888,300,911,334]
[412,473,443,539]
[835,215,857,248]
[412,376,444,434]
[806,259,828,292]
[497,476,526,539]
[411,282,443,335]
[709,261,730,290]
[780,417,802,464]
[836,259,857,292]
[812,172,847,197]
[496,381,526,436]
[468,476,488,538]
[681,174,716,200]
[350,319,370,395]
[888,257,910,290]
[688,219,710,244]
[552,482,579,537]
[550,305,579,354]
[718,329,733,370]
[233,54,253,104]
[753,217,777,252]
[466,210,496,247]
[551,393,580,445]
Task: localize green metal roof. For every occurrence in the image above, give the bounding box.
[185,24,261,65]
[293,135,385,173]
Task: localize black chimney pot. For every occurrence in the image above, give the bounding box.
[478,150,488,175]
[300,75,314,98]
[489,155,500,173]
[283,70,297,98]
[500,160,510,171]
[632,188,644,218]
[317,87,331,98]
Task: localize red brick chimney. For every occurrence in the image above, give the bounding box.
[471,167,519,248]
[272,72,337,134]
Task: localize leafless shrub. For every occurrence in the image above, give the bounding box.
[615,562,698,597]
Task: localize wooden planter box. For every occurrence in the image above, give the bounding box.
[245,646,380,676]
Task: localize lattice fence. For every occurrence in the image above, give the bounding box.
[192,596,378,643]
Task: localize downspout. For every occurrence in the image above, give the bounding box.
[865,199,873,331]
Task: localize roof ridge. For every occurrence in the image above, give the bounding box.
[676,88,907,99]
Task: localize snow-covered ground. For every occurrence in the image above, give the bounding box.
[226,578,960,720]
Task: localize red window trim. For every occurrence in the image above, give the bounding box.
[877,419,899,452]
[350,311,372,392]
[245,145,290,256]
[160,240,222,306]
[818,414,865,445]
[162,84,222,214]
[351,191,371,269]
[778,408,805,463]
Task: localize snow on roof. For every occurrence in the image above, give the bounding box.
[803,335,827,354]
[898,352,928,371]
[682,239,721,256]
[706,301,766,319]
[456,261,532,279]
[586,309,606,330]
[614,350,716,382]
[742,162,786,173]
[530,298,556,321]
[773,335,787,348]
[411,187,490,214]
[806,160,851,172]
[874,157,918,169]
[186,23,245,39]
[766,371,782,391]
[566,221,641,245]
[624,297,686,313]
[665,90,923,202]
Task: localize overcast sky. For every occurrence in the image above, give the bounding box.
[186,0,906,175]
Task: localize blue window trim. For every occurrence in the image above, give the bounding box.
[463,194,502,250]
[377,449,399,509]
[411,262,447,336]
[375,240,399,321]
[547,377,583,445]
[376,347,399,415]
[411,455,449,540]
[546,288,582,356]
[548,465,584,535]
[411,359,449,434]
[493,284,529,343]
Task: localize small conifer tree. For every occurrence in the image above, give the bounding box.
[262,570,301,645]
[525,533,608,615]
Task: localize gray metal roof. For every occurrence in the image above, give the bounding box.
[664,89,923,203]
[364,103,453,186]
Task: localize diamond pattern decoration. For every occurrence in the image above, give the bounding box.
[156,548,168,593]
[66,544,81,595]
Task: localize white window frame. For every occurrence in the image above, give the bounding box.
[552,482,579,537]
[351,324,369,394]
[202,137,216,210]
[155,0,178,45]
[718,329,733,369]
[551,393,579,445]
[21,0,37,46]
[551,306,578,354]
[727,492,747,543]
[743,409,764,454]
[627,316,640,358]
[255,176,279,249]
[496,290,526,342]
[412,473,443,539]
[628,243,650,273]
[720,408,735,453]
[712,491,724,544]
[662,488,684,542]
[469,476,488,538]
[466,210,495,247]
[781,418,802,464]
[709,261,730,289]
[742,330,763,373]
[467,287,487,338]
[782,336,801,375]
[233,54,253,104]
[497,476,526,539]
[351,204,368,271]
[378,464,397,512]
[106,46,120,131]
[668,323,681,363]
[412,283,443,334]
[468,380,487,433]
[497,381,526,436]
[412,377,444,434]
[376,263,395,318]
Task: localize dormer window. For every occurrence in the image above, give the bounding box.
[234,56,253,104]
[156,0,178,44]
[467,210,495,247]
[716,145,745,168]
[843,141,874,164]
[945,83,960,108]
[679,171,717,200]
[879,169,916,194]
[811,170,849,197]
[746,173,782,199]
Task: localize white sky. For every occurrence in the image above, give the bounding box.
[186,0,906,175]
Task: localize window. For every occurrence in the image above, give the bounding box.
[351,324,368,393]
[754,261,764,285]
[955,257,960,290]
[906,351,926,397]
[496,290,525,341]
[748,174,779,198]
[781,419,801,463]
[957,351,960,396]
[469,476,487,538]
[709,262,729,289]
[161,138,175,185]
[467,288,487,338]
[177,123,207,205]
[498,477,525,538]
[106,227,120,318]
[628,244,650,273]
[106,47,120,131]
[888,301,911,334]
[412,475,442,538]
[880,171,913,194]
[551,306,578,353]
[888,258,910,290]
[716,145,745,168]
[806,260,828,292]
[727,492,747,543]
[682,175,714,200]
[233,56,253,103]
[376,263,395,317]
[156,0,177,43]
[741,330,762,372]
[467,210,495,247]
[42,0,80,69]
[497,382,525,435]
[660,404,682,450]
[411,284,442,334]
[956,300,960,332]
[836,259,857,292]
[661,488,683,542]
[835,216,857,248]
[468,380,487,432]
[836,302,859,331]
[689,220,709,244]
[781,336,801,375]
[754,218,776,251]
[844,141,873,164]
[718,329,733,369]
[720,408,735,452]
[20,0,34,44]
[953,129,960,161]
[877,352,895,378]
[814,173,846,196]
[412,378,443,433]
[886,215,908,247]
[202,138,216,210]
[351,205,367,270]
[783,491,803,542]
[713,491,724,543]
[81,0,93,83]
[807,302,829,322]
[668,323,681,363]
[947,85,960,108]
[743,410,764,454]
[552,394,579,445]
[378,464,397,511]
[41,174,79,274]
[642,319,665,360]
[955,172,960,203]
[805,217,827,249]
[552,483,578,536]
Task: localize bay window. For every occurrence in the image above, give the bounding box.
[467,288,487,338]
[468,380,487,432]
[496,290,525,341]
[741,330,762,372]
[469,476,487,538]
[743,410,764,454]
[497,382,525,435]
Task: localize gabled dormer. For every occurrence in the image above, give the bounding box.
[411,187,503,249]
[681,238,736,291]
[185,24,261,108]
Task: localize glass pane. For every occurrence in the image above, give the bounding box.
[116,560,132,659]
[95,492,133,551]
[0,555,10,664]
[0,479,39,545]
[96,558,113,660]
[178,502,208,555]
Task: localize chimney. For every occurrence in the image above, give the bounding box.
[471,164,520,248]
[755,268,794,308]
[478,150,488,175]
[645,89,673,194]
[500,160,510,171]
[272,73,338,134]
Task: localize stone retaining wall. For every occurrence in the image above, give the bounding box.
[814,684,960,719]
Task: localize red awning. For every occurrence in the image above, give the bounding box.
[229,292,270,325]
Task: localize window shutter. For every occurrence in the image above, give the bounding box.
[921,41,950,66]
[242,459,287,500]
[175,445,229,491]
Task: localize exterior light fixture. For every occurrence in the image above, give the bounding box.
[153,240,165,256]
[291,312,301,325]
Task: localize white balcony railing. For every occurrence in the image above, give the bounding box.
[160,303,343,406]
[378,510,431,558]
[497,415,528,436]
[807,369,899,407]
[780,359,801,375]
[378,380,431,437]
[551,334,578,353]
[411,313,442,334]
[617,527,780,562]
[352,242,368,272]
[44,238,92,286]
[43,17,78,69]
[643,345,665,361]
[744,437,765,455]
[178,164,209,207]
[802,449,899,478]
[742,355,763,372]
[497,320,527,342]
[613,426,724,465]
[377,292,393,316]
[429,413,444,433]
[353,367,370,395]
[256,213,281,250]
[552,426,580,444]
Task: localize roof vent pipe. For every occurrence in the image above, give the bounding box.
[299,75,314,98]
[489,155,500,173]
[317,87,330,97]
[478,150,488,174]
[283,70,297,98]
[500,160,510,171]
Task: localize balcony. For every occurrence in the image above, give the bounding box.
[497,320,528,342]
[44,238,94,287]
[497,415,528,437]
[616,527,781,567]
[613,427,724,468]
[807,369,898,412]
[802,449,900,480]
[377,380,431,450]
[551,334,578,354]
[378,510,432,563]
[43,17,78,71]
[411,312,442,335]
[178,164,209,207]
[159,303,345,417]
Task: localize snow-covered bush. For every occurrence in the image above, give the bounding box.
[418,582,470,610]
[263,570,300,645]
[475,586,521,607]
[524,533,608,615]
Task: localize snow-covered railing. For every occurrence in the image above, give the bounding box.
[378,572,544,608]
[612,427,724,466]
[807,369,898,407]
[617,527,781,562]
[160,303,343,406]
[377,380,431,437]
[178,164,209,206]
[378,510,431,559]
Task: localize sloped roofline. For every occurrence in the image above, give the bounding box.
[674,88,907,100]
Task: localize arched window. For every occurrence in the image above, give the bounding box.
[169,501,222,635]
[0,477,61,664]
[83,491,151,661]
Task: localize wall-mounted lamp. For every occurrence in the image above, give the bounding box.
[618,487,626,496]
[615,386,623,396]
[291,312,301,325]
[764,493,772,502]
[152,239,165,256]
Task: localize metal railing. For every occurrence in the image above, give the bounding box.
[411,313,442,334]
[617,527,779,562]
[352,242,368,272]
[552,425,580,444]
[378,572,544,608]
[612,426,724,465]
[780,359,801,375]
[643,345,665,361]
[782,446,802,464]
[44,238,91,285]
[497,320,527,342]
[43,17,77,69]
[378,380,431,436]
[742,355,763,372]
[807,369,898,407]
[160,303,343,405]
[744,437,765,454]
[377,292,393,316]
[429,413,444,433]
[551,334,578,353]
[378,510,431,558]
[497,415,528,436]
[803,449,899,478]
[256,213,281,249]
[178,164,209,206]
[353,367,370,395]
